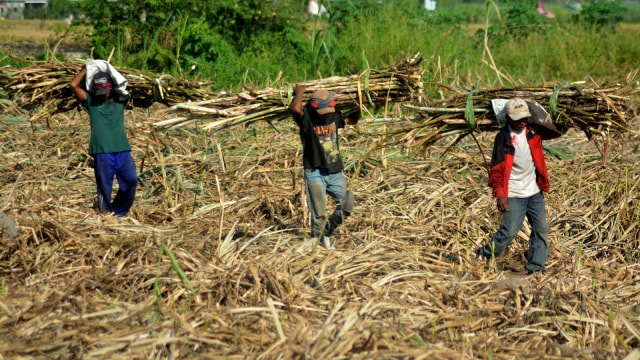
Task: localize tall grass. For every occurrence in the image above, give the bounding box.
[1,2,639,92]
[203,3,639,92]
[492,24,640,84]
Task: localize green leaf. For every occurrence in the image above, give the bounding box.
[464,80,480,133]
[549,82,571,120]
[543,145,573,160]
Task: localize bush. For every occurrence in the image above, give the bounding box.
[572,0,625,30]
[478,0,555,43]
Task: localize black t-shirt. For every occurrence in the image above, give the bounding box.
[294,104,346,173]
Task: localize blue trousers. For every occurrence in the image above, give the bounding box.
[304,168,350,238]
[94,151,137,216]
[478,192,549,272]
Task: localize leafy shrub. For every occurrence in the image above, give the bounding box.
[425,7,469,26]
[179,19,234,74]
[62,0,639,91]
[47,0,80,19]
[572,0,625,30]
[477,0,554,43]
[205,1,298,52]
[326,0,386,31]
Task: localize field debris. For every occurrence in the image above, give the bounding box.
[390,83,637,155]
[0,58,213,122]
[2,55,637,155]
[1,93,640,358]
[154,53,426,131]
[0,212,19,239]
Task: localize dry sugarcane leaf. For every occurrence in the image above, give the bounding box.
[155,53,426,132]
[0,58,214,121]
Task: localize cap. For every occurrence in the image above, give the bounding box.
[506,98,532,121]
[309,89,336,115]
[92,72,113,96]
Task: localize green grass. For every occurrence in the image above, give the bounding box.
[1,1,639,92]
[208,3,640,91]
[492,25,640,83]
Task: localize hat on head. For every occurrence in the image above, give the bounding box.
[309,89,336,115]
[506,98,532,121]
[92,72,113,95]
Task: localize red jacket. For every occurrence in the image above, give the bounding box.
[488,124,560,199]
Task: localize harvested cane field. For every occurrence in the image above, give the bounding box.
[2,61,640,359]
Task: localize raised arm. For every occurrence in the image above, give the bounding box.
[70,67,87,102]
[289,84,306,120]
[536,123,564,140]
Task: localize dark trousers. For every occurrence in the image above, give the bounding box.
[94,151,137,216]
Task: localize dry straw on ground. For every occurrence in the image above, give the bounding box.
[1,54,640,359]
[1,82,640,358]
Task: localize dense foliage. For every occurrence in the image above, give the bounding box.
[573,0,626,28]
[480,0,552,42]
[73,0,305,85]
[3,0,637,92]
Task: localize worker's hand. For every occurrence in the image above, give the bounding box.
[289,84,307,119]
[496,197,508,212]
[293,84,307,96]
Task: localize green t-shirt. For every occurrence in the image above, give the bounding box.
[84,93,131,155]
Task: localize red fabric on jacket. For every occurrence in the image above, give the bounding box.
[488,125,560,199]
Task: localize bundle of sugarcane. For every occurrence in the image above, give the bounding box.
[153,53,425,131]
[0,59,213,122]
[395,83,636,150]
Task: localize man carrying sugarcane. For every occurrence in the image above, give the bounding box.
[476,98,563,274]
[69,62,137,217]
[289,84,359,249]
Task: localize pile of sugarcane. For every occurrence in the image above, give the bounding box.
[0,59,213,122]
[153,54,425,131]
[394,83,637,150]
[3,54,636,154]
